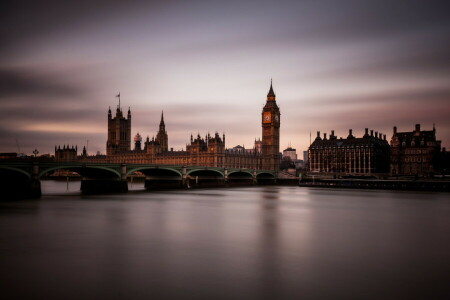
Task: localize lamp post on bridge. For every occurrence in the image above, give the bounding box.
[33,149,39,158]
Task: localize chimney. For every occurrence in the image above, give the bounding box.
[415,124,420,132]
[348,129,354,138]
[324,133,327,140]
[317,131,320,138]
[393,126,397,134]
[171,147,173,151]
[365,128,368,135]
[383,134,386,140]
[370,130,374,137]
[331,130,335,136]
[375,131,378,138]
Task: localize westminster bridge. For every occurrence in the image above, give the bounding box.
[0,161,277,199]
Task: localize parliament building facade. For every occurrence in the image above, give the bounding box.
[75,83,280,171]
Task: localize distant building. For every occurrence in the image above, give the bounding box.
[283,147,297,161]
[303,150,308,162]
[134,133,143,151]
[0,153,26,160]
[390,124,441,176]
[308,129,390,174]
[55,145,77,162]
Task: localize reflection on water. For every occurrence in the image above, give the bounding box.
[1,184,449,299]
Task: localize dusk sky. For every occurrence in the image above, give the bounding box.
[1,0,449,157]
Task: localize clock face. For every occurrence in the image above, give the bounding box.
[263,112,271,123]
[274,115,279,122]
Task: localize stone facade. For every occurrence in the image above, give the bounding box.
[106,104,131,155]
[308,129,390,174]
[79,83,280,171]
[261,81,281,171]
[390,124,441,175]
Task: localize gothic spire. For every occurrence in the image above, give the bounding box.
[267,79,276,100]
[160,111,165,126]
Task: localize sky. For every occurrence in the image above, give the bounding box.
[1,0,450,158]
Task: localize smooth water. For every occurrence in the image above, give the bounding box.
[1,181,449,299]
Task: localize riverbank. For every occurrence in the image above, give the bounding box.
[297,178,450,192]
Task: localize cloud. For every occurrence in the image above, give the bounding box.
[0,68,87,98]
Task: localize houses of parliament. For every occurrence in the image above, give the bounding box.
[73,83,280,171]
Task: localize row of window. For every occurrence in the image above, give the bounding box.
[404,149,427,155]
[404,157,423,163]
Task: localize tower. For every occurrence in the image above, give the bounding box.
[106,97,132,155]
[261,80,280,170]
[156,111,168,152]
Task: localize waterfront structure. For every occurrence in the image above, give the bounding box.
[390,124,441,175]
[308,129,390,174]
[74,83,280,171]
[261,81,281,170]
[55,145,77,162]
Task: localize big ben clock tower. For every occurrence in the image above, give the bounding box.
[262,80,280,171]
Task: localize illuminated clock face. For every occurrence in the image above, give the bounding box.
[263,112,271,123]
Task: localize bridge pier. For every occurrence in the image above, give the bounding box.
[29,163,42,198]
[80,164,128,194]
[81,179,128,194]
[182,166,187,188]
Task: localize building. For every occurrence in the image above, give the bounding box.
[76,82,280,171]
[283,147,297,161]
[55,145,77,161]
[261,81,281,170]
[303,150,308,163]
[308,129,390,174]
[390,124,441,176]
[106,99,131,155]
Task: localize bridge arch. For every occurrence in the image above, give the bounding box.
[39,165,121,179]
[256,172,276,179]
[228,170,254,177]
[127,166,182,177]
[187,169,224,177]
[0,166,31,179]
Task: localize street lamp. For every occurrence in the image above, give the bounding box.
[33,149,39,157]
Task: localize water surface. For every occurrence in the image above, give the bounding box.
[1,182,449,299]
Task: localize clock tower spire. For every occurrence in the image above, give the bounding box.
[261,80,280,171]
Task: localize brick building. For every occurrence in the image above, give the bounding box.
[390,124,441,176]
[308,129,390,175]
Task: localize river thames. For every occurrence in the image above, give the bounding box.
[1,181,449,299]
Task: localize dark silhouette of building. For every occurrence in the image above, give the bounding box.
[261,81,281,171]
[134,133,143,151]
[156,111,168,152]
[55,145,77,161]
[390,124,441,176]
[106,103,131,155]
[308,129,390,174]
